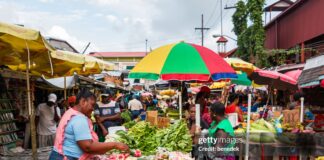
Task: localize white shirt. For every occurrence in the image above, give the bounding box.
[128,99,143,111]
[36,103,60,135]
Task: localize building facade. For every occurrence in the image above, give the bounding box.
[264,0,324,64]
[89,52,146,71]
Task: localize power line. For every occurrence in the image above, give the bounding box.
[205,0,220,26]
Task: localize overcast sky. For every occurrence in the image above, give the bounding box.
[0,0,281,54]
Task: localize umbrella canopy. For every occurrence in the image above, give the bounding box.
[8,50,115,77]
[231,71,252,86]
[209,81,227,89]
[225,57,257,74]
[0,22,53,68]
[129,42,237,81]
[284,69,302,81]
[209,71,252,89]
[0,22,115,77]
[250,69,297,90]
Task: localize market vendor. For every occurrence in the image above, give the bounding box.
[49,89,129,160]
[187,104,209,159]
[94,93,122,136]
[225,94,244,122]
[208,102,235,160]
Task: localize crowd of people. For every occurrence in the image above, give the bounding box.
[31,86,316,160]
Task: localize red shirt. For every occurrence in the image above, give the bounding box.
[225,103,243,122]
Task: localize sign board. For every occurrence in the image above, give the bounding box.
[282,109,300,128]
[227,113,239,127]
[146,111,158,126]
[157,117,170,128]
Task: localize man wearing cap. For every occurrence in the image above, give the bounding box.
[94,93,121,137]
[36,93,61,147]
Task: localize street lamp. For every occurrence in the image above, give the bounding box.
[212,34,237,41]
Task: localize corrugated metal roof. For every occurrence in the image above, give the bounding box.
[298,55,324,87]
[89,52,146,58]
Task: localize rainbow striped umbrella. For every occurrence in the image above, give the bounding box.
[129,42,237,81]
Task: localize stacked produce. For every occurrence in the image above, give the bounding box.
[117,121,158,155]
[166,109,180,120]
[159,89,176,96]
[114,120,192,156]
[249,119,276,143]
[234,119,276,143]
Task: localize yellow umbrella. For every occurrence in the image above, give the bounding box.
[0,22,54,71]
[225,57,257,75]
[209,81,227,89]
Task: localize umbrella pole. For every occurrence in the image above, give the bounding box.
[25,41,37,159]
[179,81,183,119]
[300,97,304,123]
[245,94,252,159]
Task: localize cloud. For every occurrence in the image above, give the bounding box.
[106,15,118,23]
[90,0,120,6]
[39,0,54,3]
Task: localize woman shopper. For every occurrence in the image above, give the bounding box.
[208,102,235,160]
[49,89,129,160]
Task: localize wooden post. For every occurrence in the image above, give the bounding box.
[25,41,37,159]
[64,76,67,100]
[179,82,183,119]
[301,42,305,63]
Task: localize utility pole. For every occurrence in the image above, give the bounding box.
[145,39,148,55]
[195,14,210,46]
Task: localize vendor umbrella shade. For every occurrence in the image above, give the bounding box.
[129,42,237,81]
[231,71,252,86]
[8,50,116,77]
[225,57,257,75]
[284,69,302,81]
[250,69,298,90]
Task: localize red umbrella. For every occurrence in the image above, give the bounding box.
[284,69,302,81]
[250,69,297,90]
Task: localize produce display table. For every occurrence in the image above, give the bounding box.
[237,140,276,160]
[0,146,52,160]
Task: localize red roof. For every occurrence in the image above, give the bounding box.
[89,52,146,58]
[264,0,293,12]
[217,36,228,43]
[219,48,237,58]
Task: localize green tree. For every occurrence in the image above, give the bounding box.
[232,0,266,67]
[232,0,249,61]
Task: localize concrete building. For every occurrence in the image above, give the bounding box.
[89,52,146,71]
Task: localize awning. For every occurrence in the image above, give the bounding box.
[298,55,324,88]
[40,75,75,89]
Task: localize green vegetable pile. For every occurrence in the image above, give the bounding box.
[116,120,192,155]
[123,120,136,129]
[117,121,158,155]
[121,110,132,122]
[155,119,192,152]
